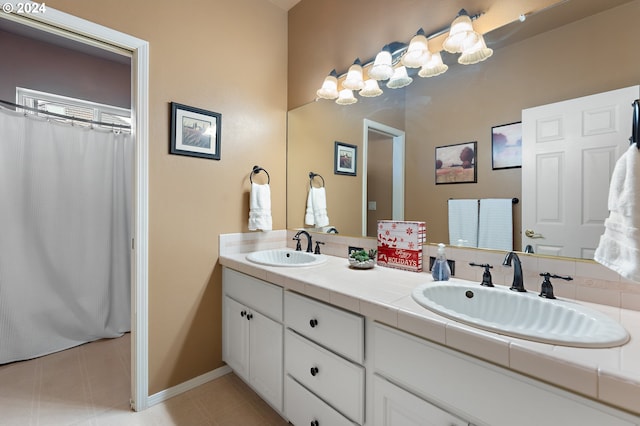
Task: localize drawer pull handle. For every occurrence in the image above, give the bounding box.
[240,310,246,317]
[311,421,319,426]
[310,366,319,376]
[246,313,253,320]
[309,319,318,328]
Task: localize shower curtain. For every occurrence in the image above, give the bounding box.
[0,108,132,364]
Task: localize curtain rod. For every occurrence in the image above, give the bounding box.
[0,99,132,129]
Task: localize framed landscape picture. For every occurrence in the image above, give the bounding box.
[170,102,221,160]
[334,141,357,176]
[435,141,477,184]
[491,121,522,170]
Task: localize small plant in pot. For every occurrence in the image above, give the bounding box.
[348,249,377,269]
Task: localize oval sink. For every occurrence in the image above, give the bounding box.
[246,249,327,267]
[412,280,629,348]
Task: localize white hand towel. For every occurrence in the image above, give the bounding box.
[478,198,513,251]
[594,144,640,282]
[311,187,330,227]
[305,189,315,226]
[248,182,272,231]
[447,199,479,247]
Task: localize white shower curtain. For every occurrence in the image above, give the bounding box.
[0,108,132,364]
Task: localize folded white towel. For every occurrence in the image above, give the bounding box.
[305,190,315,226]
[248,183,272,231]
[448,199,479,247]
[305,186,330,227]
[478,198,513,251]
[594,144,640,282]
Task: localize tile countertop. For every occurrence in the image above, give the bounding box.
[219,249,640,418]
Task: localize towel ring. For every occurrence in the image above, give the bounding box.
[250,165,270,184]
[309,172,325,188]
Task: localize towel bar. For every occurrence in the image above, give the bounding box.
[309,172,325,188]
[250,165,270,184]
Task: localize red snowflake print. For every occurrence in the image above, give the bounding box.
[406,228,413,235]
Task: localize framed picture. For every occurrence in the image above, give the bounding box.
[170,102,221,160]
[435,141,477,184]
[491,121,522,170]
[334,141,357,176]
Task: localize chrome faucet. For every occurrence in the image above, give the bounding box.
[502,251,526,292]
[293,230,313,253]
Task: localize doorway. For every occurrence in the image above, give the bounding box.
[362,119,405,237]
[0,10,149,410]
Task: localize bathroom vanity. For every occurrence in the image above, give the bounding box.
[220,231,640,426]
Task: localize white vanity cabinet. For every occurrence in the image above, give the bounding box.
[222,268,283,412]
[284,291,365,425]
[373,322,637,426]
[373,374,469,426]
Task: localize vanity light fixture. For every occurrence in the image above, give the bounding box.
[386,65,413,89]
[316,69,339,100]
[316,8,502,105]
[418,51,448,78]
[458,33,493,65]
[443,9,479,53]
[336,88,358,105]
[401,28,431,68]
[368,45,394,81]
[342,58,365,91]
[360,79,384,97]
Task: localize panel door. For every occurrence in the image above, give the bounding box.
[249,309,283,412]
[222,296,250,380]
[373,374,469,426]
[522,85,639,258]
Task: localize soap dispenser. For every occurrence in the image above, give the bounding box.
[432,243,451,281]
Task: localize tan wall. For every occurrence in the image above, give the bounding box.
[288,1,640,249]
[0,29,130,107]
[44,0,287,394]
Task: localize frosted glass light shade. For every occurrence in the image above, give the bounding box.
[342,60,365,90]
[458,34,493,65]
[386,66,412,89]
[402,32,431,68]
[368,49,394,80]
[418,51,448,78]
[443,12,479,53]
[316,71,339,99]
[360,79,383,97]
[336,89,357,105]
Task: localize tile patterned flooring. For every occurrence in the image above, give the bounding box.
[0,334,289,425]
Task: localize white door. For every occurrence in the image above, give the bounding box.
[249,310,283,411]
[522,85,639,258]
[222,296,250,380]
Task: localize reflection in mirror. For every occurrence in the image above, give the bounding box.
[286,1,640,260]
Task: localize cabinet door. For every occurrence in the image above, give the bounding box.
[373,374,468,426]
[249,310,283,411]
[222,296,250,380]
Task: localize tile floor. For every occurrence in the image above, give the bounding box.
[0,334,289,425]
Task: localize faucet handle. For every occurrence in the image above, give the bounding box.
[292,235,302,251]
[314,241,325,255]
[539,272,573,299]
[469,263,494,287]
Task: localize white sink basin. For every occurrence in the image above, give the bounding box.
[412,280,629,348]
[246,249,327,267]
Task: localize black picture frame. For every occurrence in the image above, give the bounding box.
[334,141,357,176]
[435,141,477,184]
[170,102,221,160]
[491,121,522,170]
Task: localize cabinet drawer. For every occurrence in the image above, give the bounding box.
[223,267,283,321]
[285,375,357,426]
[373,374,468,426]
[284,291,364,363]
[285,329,364,424]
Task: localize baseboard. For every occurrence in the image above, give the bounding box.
[147,365,233,407]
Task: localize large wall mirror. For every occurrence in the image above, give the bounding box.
[286,0,640,260]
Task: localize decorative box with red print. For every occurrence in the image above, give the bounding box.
[377,220,426,272]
